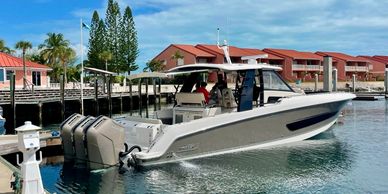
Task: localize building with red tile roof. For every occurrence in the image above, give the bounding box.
[358,55,387,80]
[0,52,52,89]
[371,55,388,65]
[316,51,370,81]
[263,48,323,81]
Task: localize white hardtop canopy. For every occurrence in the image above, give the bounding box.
[127,72,168,80]
[166,63,282,75]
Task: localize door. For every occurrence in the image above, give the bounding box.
[32,71,41,86]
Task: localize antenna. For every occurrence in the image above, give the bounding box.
[216,28,232,64]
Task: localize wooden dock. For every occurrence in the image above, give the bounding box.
[0,132,59,194]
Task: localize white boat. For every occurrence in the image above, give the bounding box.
[60,45,355,169]
[113,63,354,167]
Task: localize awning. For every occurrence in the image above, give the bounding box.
[127,72,167,80]
[84,67,116,75]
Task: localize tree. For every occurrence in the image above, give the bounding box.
[88,11,106,70]
[39,33,70,82]
[15,41,32,89]
[119,6,139,74]
[99,50,112,71]
[59,47,76,83]
[171,50,184,66]
[0,39,15,54]
[144,60,164,72]
[105,0,121,72]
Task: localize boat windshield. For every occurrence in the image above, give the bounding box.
[262,70,293,91]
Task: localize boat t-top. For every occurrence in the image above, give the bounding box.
[60,43,355,169]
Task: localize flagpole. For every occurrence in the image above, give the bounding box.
[80,18,84,115]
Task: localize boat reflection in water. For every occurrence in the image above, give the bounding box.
[138,129,352,193]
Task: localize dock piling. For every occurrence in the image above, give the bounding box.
[108,75,112,118]
[145,78,149,108]
[385,69,388,94]
[10,73,16,132]
[323,56,333,92]
[60,74,65,120]
[129,80,133,115]
[138,78,142,117]
[352,74,356,93]
[94,77,99,116]
[332,68,338,92]
[38,103,43,127]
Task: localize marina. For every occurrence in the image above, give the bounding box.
[28,99,388,193]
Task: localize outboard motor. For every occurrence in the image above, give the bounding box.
[73,116,95,167]
[86,115,125,170]
[60,113,86,161]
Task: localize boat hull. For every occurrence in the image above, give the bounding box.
[135,97,350,166]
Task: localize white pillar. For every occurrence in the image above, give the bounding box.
[16,121,44,194]
[323,56,333,92]
[314,73,318,92]
[352,74,356,93]
[385,68,388,94]
[332,68,338,92]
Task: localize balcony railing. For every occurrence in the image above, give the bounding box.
[292,64,322,71]
[345,66,368,72]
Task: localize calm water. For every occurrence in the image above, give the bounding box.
[40,100,388,193]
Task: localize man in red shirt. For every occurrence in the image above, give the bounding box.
[196,82,209,104]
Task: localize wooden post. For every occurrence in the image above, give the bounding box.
[120,94,123,115]
[138,78,142,117]
[153,78,157,111]
[352,74,356,93]
[95,77,99,116]
[138,78,142,108]
[108,75,112,118]
[38,102,43,127]
[60,74,65,121]
[158,78,162,109]
[129,79,133,116]
[10,73,16,132]
[145,78,149,107]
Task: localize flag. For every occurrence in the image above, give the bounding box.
[82,22,90,30]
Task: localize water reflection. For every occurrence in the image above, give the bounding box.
[40,100,388,193]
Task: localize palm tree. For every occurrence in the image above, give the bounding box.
[15,41,32,89]
[0,39,15,54]
[99,51,112,93]
[171,50,184,66]
[59,47,76,84]
[144,60,164,72]
[39,33,70,82]
[99,51,112,71]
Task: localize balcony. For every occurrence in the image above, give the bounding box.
[292,64,322,71]
[345,66,368,72]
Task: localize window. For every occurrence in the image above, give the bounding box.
[32,71,41,86]
[263,70,292,91]
[0,69,4,81]
[6,70,14,81]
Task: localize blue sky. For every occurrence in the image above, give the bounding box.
[1,0,388,71]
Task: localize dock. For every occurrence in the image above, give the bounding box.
[0,155,18,194]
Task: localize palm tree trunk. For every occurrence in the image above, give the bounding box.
[23,50,26,90]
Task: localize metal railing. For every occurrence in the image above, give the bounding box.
[24,79,34,94]
[345,66,368,72]
[292,64,322,71]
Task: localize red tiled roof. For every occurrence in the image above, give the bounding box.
[372,55,388,64]
[316,51,368,62]
[196,44,255,57]
[358,55,386,66]
[0,52,51,69]
[265,48,322,60]
[242,48,283,60]
[172,44,215,57]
